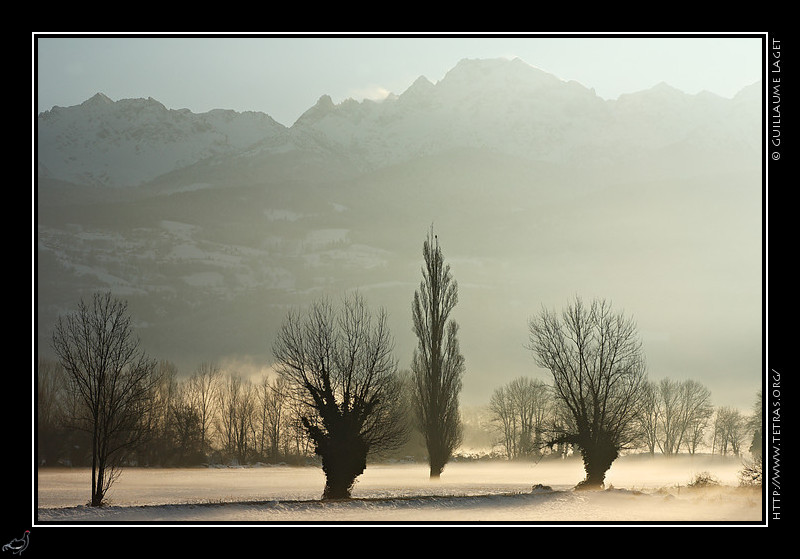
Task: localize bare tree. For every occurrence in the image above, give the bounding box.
[168,382,205,465]
[678,379,713,455]
[652,378,713,455]
[37,359,69,466]
[185,362,220,461]
[489,384,517,459]
[655,378,683,455]
[272,293,409,499]
[747,389,763,459]
[636,381,660,455]
[411,228,465,479]
[256,374,290,462]
[51,292,161,506]
[489,377,551,460]
[138,360,179,466]
[216,373,256,465]
[712,406,747,456]
[528,296,647,489]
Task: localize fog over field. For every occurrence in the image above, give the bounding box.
[37,457,761,524]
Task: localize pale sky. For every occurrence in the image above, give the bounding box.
[34,33,764,127]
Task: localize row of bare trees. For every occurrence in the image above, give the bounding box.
[489,377,552,460]
[488,373,759,462]
[637,378,714,455]
[37,355,312,471]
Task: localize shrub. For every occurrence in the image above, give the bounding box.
[688,471,720,488]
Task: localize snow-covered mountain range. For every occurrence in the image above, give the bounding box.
[35,57,763,409]
[38,58,760,188]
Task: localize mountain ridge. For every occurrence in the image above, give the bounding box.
[35,57,763,410]
[36,57,761,189]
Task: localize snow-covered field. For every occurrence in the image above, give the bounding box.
[35,456,763,524]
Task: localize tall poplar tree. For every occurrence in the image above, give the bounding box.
[411,227,465,479]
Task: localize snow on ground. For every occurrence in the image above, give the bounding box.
[35,457,763,524]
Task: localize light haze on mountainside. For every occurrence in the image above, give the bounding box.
[35,52,763,413]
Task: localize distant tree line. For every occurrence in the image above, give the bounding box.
[37,356,313,469]
[40,348,760,471]
[486,373,760,462]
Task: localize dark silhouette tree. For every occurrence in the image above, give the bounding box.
[411,228,465,478]
[528,296,647,489]
[272,293,408,499]
[51,292,161,506]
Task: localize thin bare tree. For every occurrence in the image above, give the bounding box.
[489,377,551,460]
[37,359,69,466]
[51,292,161,506]
[712,406,747,456]
[216,373,256,464]
[256,374,290,462]
[186,362,220,461]
[677,379,713,455]
[636,381,660,455]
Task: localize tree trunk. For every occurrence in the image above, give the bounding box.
[429,463,444,479]
[576,443,618,490]
[427,434,449,479]
[320,442,367,499]
[312,422,368,500]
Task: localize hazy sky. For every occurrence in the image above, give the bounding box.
[34,33,764,127]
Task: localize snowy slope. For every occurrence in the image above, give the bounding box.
[36,459,762,523]
[37,93,287,187]
[36,58,762,188]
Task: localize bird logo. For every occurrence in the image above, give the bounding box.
[2,531,29,555]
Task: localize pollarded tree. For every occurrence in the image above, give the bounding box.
[411,228,466,478]
[272,293,409,499]
[51,292,161,506]
[528,296,648,490]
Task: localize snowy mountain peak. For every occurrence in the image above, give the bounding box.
[403,75,435,95]
[37,93,286,187]
[440,57,563,90]
[81,92,114,107]
[293,94,337,127]
[36,58,762,189]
